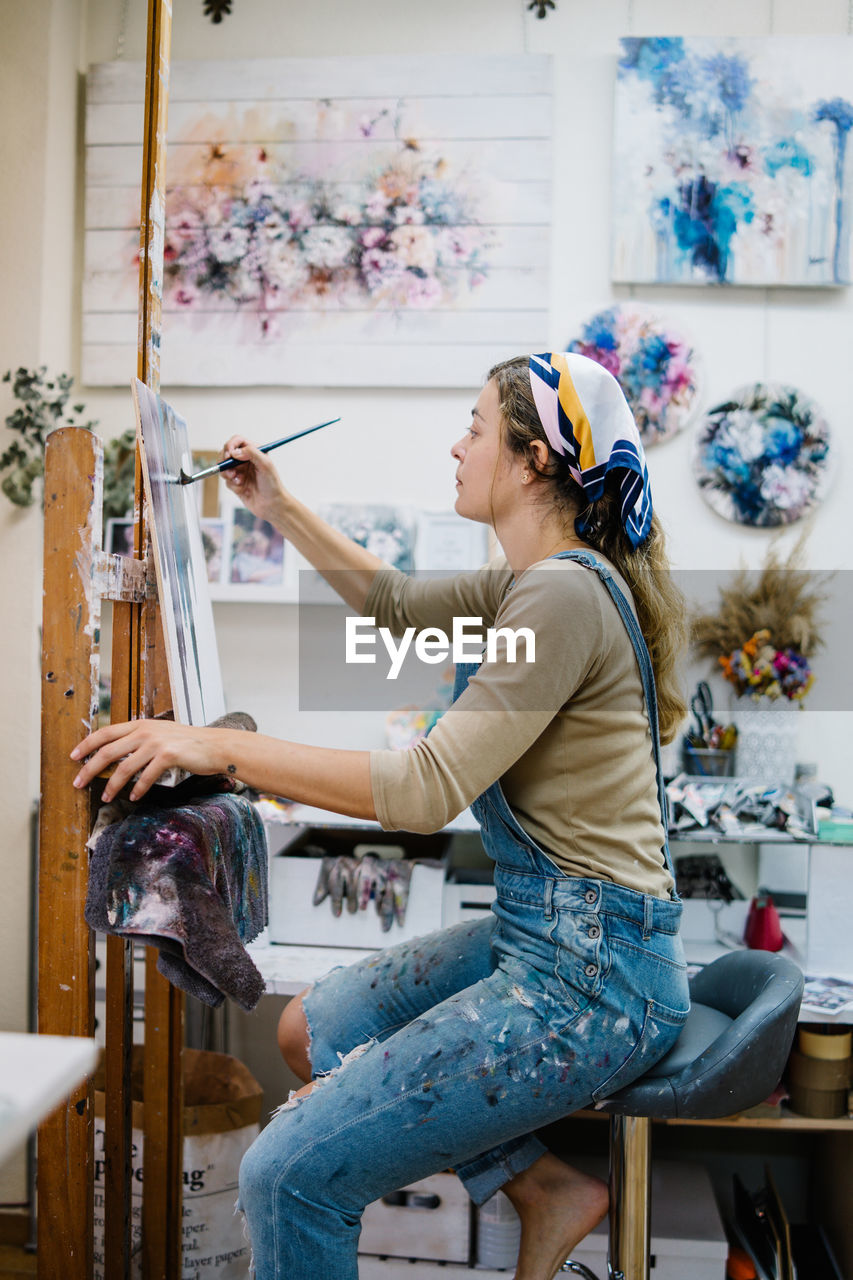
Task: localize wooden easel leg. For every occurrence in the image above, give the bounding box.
[142,956,185,1279]
[140,581,185,1280]
[37,427,102,1280]
[137,0,172,393]
[135,0,183,1269]
[137,548,185,1280]
[101,598,139,1278]
[104,934,135,1274]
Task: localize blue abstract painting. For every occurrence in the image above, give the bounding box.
[612,36,853,286]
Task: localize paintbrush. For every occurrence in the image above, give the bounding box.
[177,417,340,485]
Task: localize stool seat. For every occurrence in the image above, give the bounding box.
[563,951,804,1280]
[598,949,804,1121]
[644,1002,732,1077]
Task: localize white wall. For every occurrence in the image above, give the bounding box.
[0,0,50,1091]
[2,0,851,1198]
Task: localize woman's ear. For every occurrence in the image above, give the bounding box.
[528,439,550,474]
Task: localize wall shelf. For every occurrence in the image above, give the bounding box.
[573,1107,852,1132]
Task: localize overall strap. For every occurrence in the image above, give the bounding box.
[552,550,675,880]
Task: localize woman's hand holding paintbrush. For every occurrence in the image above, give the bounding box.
[180,417,339,485]
[218,433,294,526]
[213,418,333,523]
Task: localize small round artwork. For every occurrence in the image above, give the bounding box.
[692,382,832,527]
[567,303,702,446]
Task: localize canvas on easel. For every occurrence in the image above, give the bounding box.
[131,378,226,725]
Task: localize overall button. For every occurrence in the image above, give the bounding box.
[588,925,601,940]
[584,964,597,977]
[584,889,597,904]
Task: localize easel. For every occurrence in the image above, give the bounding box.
[37,2,183,1276]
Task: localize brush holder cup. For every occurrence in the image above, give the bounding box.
[681,741,737,777]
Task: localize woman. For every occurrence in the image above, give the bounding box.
[72,352,689,1280]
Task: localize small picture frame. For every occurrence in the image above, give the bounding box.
[199,517,226,586]
[229,508,286,587]
[105,517,135,558]
[415,511,490,571]
[317,503,417,572]
[208,486,292,602]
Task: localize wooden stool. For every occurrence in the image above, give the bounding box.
[561,950,804,1280]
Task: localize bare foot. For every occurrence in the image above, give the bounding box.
[502,1152,609,1280]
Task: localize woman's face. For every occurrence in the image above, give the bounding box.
[450,379,520,525]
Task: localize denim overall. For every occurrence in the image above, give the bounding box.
[238,550,689,1280]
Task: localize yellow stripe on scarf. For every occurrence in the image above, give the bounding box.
[552,353,596,470]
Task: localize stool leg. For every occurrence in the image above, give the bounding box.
[607,1114,651,1280]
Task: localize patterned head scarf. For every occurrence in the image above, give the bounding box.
[528,351,653,548]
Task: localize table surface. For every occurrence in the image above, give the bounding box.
[0,1032,99,1168]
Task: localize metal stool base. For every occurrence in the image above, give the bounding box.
[559,1261,602,1278]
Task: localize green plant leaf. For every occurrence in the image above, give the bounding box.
[0,365,99,510]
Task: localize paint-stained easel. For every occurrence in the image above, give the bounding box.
[37,3,183,1277]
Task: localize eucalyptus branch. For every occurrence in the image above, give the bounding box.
[1,366,97,507]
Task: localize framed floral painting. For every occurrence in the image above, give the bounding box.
[612,36,853,286]
[84,54,552,386]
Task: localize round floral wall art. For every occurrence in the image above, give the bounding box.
[692,382,832,526]
[567,304,701,446]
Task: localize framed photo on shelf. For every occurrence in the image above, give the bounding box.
[207,487,292,602]
[203,491,491,604]
[317,502,417,572]
[415,511,490,571]
[199,517,226,587]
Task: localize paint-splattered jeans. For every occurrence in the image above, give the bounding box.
[238,556,688,1278]
[238,875,687,1279]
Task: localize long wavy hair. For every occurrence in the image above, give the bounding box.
[488,356,687,743]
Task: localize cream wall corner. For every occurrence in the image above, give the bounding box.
[0,0,84,1201]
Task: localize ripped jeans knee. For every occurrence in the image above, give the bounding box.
[271,1038,374,1119]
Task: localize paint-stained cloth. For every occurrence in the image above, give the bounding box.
[86,791,268,1011]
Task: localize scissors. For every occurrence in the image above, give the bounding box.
[690,681,715,743]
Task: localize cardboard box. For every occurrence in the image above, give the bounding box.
[359,1173,471,1264]
[268,852,447,949]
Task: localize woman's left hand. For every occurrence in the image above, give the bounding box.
[71,720,231,803]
